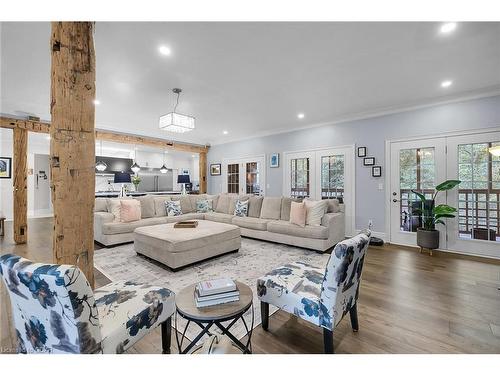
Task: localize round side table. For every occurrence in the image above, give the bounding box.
[175,281,254,354]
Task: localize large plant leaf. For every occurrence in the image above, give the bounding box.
[435,213,456,219]
[435,219,446,226]
[433,204,457,214]
[435,179,461,191]
[411,190,427,202]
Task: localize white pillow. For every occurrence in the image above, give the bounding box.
[234,199,249,217]
[107,199,122,222]
[304,199,327,226]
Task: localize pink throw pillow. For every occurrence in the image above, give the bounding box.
[120,200,141,222]
[289,201,306,227]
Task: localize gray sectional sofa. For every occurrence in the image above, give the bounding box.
[94,193,345,252]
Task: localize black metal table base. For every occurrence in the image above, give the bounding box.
[175,304,254,354]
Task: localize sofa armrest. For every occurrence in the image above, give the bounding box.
[321,212,345,241]
[94,212,115,228]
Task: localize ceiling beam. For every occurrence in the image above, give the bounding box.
[0,116,209,154]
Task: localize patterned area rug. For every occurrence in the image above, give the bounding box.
[93,238,329,344]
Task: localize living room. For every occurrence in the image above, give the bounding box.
[1,1,500,373]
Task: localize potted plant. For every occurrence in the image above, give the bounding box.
[411,179,461,252]
[132,175,141,192]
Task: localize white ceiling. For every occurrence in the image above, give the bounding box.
[1,22,500,146]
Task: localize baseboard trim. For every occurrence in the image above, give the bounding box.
[354,229,387,241]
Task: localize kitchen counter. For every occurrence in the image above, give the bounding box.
[95,191,184,198]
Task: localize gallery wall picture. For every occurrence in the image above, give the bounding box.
[270,153,280,168]
[372,166,382,177]
[210,163,221,176]
[357,147,367,157]
[363,157,375,166]
[0,157,12,179]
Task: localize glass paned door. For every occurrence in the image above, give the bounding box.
[290,158,310,198]
[321,155,344,201]
[227,163,239,193]
[245,162,261,195]
[389,139,446,247]
[447,132,500,258]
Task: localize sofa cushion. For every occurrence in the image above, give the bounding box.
[196,199,213,213]
[325,198,340,213]
[172,196,194,213]
[280,197,301,221]
[120,200,142,222]
[260,197,282,220]
[289,201,306,227]
[234,199,249,217]
[304,199,328,226]
[215,195,231,214]
[134,195,155,218]
[95,198,108,212]
[102,217,167,235]
[204,212,234,224]
[232,216,269,231]
[166,200,182,216]
[247,196,264,218]
[267,220,329,239]
[153,196,171,217]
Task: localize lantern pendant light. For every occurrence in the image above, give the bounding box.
[160,150,168,173]
[95,140,107,172]
[131,145,141,173]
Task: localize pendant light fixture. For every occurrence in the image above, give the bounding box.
[160,150,168,173]
[131,145,141,173]
[95,140,107,172]
[159,88,195,133]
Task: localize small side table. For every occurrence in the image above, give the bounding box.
[175,281,254,354]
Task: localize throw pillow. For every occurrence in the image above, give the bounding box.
[165,200,182,216]
[196,199,213,213]
[304,199,328,226]
[120,200,141,222]
[134,195,155,218]
[289,201,306,227]
[107,199,122,222]
[325,198,340,213]
[234,199,249,217]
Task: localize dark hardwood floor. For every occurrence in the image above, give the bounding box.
[1,217,500,354]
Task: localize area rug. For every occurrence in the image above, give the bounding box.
[93,238,329,343]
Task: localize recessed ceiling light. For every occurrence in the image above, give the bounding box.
[440,22,457,34]
[223,130,228,135]
[158,45,171,56]
[297,113,305,119]
[441,80,453,88]
[93,99,100,105]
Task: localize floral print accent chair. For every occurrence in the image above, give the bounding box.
[257,230,371,353]
[0,254,175,354]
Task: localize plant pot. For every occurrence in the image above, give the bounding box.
[416,228,439,249]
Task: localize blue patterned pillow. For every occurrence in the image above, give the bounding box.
[196,199,213,213]
[234,199,248,217]
[165,200,182,216]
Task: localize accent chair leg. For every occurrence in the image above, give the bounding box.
[323,328,334,354]
[350,303,359,332]
[261,301,269,331]
[161,317,172,354]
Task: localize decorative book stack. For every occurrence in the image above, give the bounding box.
[195,278,240,308]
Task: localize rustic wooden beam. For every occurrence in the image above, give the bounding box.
[199,152,207,193]
[1,116,209,154]
[0,116,50,133]
[13,128,28,244]
[50,22,96,287]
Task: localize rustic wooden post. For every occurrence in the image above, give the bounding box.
[50,22,96,287]
[199,152,207,193]
[13,128,28,244]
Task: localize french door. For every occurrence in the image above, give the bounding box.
[283,146,355,236]
[223,156,265,196]
[446,132,500,258]
[388,130,500,258]
[389,138,446,247]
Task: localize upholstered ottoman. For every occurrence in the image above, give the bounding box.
[134,220,241,270]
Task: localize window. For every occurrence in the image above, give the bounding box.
[290,158,310,198]
[227,163,239,193]
[457,142,500,242]
[321,155,344,201]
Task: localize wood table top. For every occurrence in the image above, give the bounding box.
[176,281,253,321]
